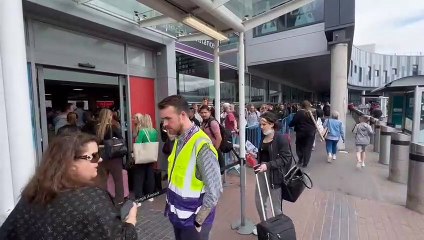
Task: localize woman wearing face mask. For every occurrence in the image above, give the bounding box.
[253,112,292,234]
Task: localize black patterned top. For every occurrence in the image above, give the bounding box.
[0,187,137,240]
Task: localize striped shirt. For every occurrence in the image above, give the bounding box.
[175,124,222,225]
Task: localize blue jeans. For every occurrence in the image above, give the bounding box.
[325,139,339,155]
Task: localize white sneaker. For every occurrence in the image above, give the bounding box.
[148,198,154,202]
[332,155,336,160]
[327,154,332,163]
[252,227,257,236]
[361,162,365,167]
[356,161,362,168]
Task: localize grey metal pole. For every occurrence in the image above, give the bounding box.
[231,32,254,235]
[214,40,221,120]
[239,31,246,227]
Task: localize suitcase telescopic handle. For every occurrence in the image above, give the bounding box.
[255,171,276,221]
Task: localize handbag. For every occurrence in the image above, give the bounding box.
[320,119,329,139]
[281,165,313,202]
[133,129,159,164]
[102,126,127,160]
[280,142,313,202]
[306,110,325,141]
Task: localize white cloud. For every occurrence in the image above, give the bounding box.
[354,0,424,55]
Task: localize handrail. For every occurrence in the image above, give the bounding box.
[351,107,378,124]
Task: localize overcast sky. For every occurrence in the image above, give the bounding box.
[354,0,424,55]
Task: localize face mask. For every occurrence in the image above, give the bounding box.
[263,129,274,136]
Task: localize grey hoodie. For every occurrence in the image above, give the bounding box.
[353,122,374,145]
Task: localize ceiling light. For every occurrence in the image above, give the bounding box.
[182,16,229,41]
[73,88,84,91]
[45,93,52,96]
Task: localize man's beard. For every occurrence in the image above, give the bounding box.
[168,117,185,136]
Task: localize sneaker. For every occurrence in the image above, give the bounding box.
[327,154,332,163]
[148,198,154,202]
[332,155,337,160]
[356,161,362,168]
[361,162,365,167]
[252,227,257,236]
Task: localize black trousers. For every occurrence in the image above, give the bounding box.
[132,163,155,199]
[295,132,315,167]
[173,225,212,240]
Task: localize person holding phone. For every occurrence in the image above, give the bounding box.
[253,112,292,234]
[0,133,138,239]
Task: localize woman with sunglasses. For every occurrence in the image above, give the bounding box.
[0,133,138,239]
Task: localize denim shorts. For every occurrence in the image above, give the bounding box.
[356,145,367,152]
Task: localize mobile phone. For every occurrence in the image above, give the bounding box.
[120,200,135,221]
[253,164,261,172]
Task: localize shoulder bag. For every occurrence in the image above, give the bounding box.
[102,126,127,160]
[306,110,325,141]
[133,129,159,164]
[280,143,313,203]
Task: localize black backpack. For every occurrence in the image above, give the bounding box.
[206,118,233,153]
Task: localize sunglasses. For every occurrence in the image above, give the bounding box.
[75,152,101,163]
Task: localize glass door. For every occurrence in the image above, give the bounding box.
[119,76,133,153]
[36,66,49,154]
[412,87,424,143]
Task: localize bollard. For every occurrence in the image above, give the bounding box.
[406,143,424,214]
[388,133,411,184]
[379,126,395,165]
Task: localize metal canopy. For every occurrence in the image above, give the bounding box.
[371,75,424,94]
[73,0,314,41]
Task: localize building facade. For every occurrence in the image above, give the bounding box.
[1,0,356,223]
[348,44,424,104]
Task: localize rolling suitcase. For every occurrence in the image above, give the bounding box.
[256,171,296,240]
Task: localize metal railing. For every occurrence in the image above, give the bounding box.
[351,108,378,124]
[246,125,262,148]
[279,113,295,135]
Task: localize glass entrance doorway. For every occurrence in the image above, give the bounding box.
[34,66,131,160]
[412,87,424,144]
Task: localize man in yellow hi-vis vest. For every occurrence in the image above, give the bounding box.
[158,95,222,240]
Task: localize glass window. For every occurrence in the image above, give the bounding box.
[354,65,357,73]
[176,53,240,104]
[393,68,397,75]
[253,0,324,37]
[375,70,379,77]
[405,92,414,132]
[384,70,388,83]
[359,67,362,82]
[269,81,280,103]
[176,53,214,103]
[251,76,267,102]
[368,66,372,80]
[350,60,353,76]
[413,64,419,76]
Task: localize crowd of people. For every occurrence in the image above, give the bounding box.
[1,94,376,240]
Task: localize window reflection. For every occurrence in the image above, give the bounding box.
[253,0,324,37]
